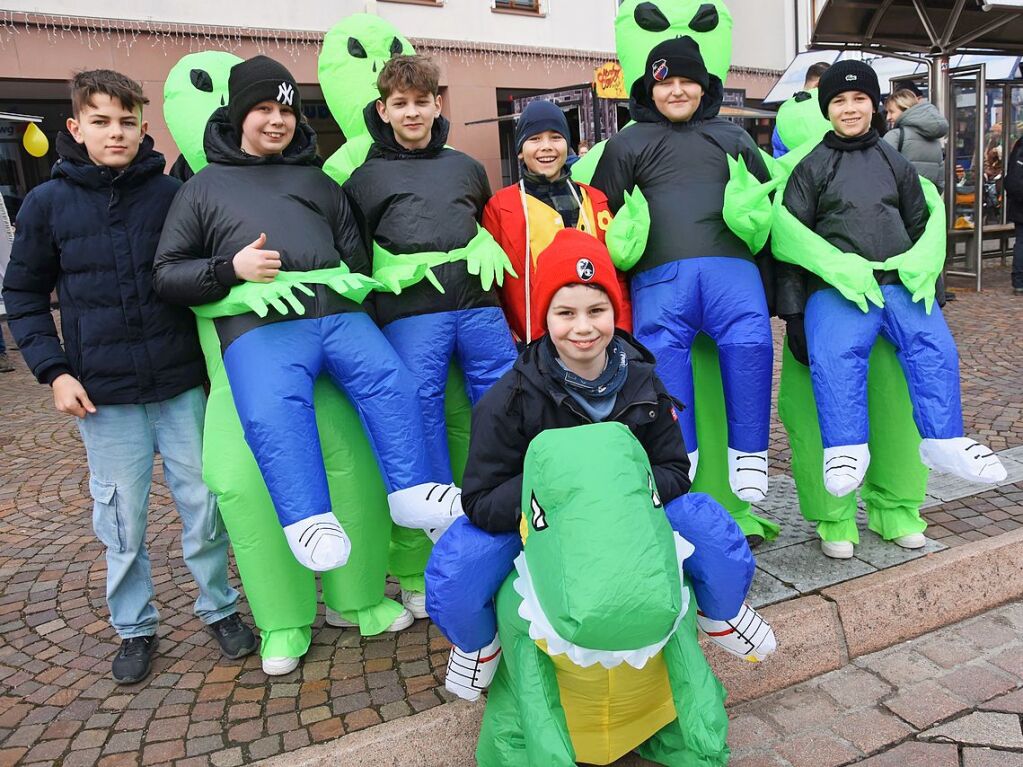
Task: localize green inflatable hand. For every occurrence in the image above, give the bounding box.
[192,268,379,319]
[881,177,947,313]
[465,228,518,291]
[164,51,242,173]
[606,187,650,270]
[724,154,777,254]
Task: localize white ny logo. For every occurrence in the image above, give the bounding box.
[277,82,294,106]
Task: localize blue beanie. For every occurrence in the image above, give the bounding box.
[515,100,570,153]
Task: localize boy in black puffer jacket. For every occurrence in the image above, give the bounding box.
[2,69,254,685]
[780,61,1005,513]
[154,56,460,575]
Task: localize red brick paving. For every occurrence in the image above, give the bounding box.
[0,265,1020,766]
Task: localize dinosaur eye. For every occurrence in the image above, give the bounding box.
[189,68,214,93]
[635,3,670,33]
[649,474,662,509]
[530,492,549,531]
[347,37,368,59]
[690,3,720,33]
[389,37,404,57]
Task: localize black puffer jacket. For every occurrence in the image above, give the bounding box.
[590,74,770,275]
[462,332,691,533]
[2,132,205,404]
[1004,137,1023,225]
[343,105,497,327]
[153,108,369,350]
[777,130,928,313]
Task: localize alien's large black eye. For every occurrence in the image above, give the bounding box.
[635,2,670,33]
[690,3,719,33]
[389,37,403,57]
[189,68,213,93]
[530,492,549,531]
[794,90,812,103]
[348,37,368,59]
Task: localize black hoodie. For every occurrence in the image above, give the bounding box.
[2,131,207,404]
[461,331,691,533]
[342,104,497,327]
[590,74,770,275]
[153,107,369,350]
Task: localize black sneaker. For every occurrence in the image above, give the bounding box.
[745,534,765,550]
[112,635,158,685]
[1014,287,1023,296]
[207,613,257,659]
[0,354,13,373]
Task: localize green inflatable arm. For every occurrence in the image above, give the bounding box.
[724,155,780,254]
[606,187,651,270]
[881,177,947,313]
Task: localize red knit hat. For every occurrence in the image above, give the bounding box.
[530,229,626,335]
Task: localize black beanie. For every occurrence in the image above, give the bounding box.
[515,100,570,153]
[227,55,302,131]
[817,60,881,116]
[642,36,710,97]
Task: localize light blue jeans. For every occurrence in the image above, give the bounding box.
[77,386,238,638]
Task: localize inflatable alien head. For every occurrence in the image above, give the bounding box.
[616,1,733,90]
[318,14,414,139]
[776,88,831,151]
[164,51,242,173]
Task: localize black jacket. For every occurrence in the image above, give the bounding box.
[343,105,497,327]
[153,108,369,350]
[777,130,929,315]
[462,332,691,533]
[1004,137,1023,225]
[590,74,770,275]
[1,132,205,405]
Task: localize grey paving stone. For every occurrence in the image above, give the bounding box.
[920,711,1023,748]
[751,474,800,517]
[752,491,817,554]
[747,568,800,609]
[852,528,947,569]
[755,540,876,594]
[926,453,1023,502]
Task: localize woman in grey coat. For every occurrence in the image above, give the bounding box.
[884,89,949,192]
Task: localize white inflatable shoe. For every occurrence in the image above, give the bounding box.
[919,437,1007,483]
[401,589,428,620]
[282,512,351,571]
[325,602,415,632]
[262,656,300,676]
[445,636,503,702]
[687,449,699,482]
[823,443,870,497]
[697,603,777,663]
[728,448,768,503]
[388,483,464,534]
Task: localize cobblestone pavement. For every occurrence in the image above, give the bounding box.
[0,265,1019,767]
[720,598,1023,767]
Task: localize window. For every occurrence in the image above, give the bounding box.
[493,0,542,13]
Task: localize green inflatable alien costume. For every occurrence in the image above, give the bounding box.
[162,38,439,673]
[476,423,730,767]
[573,0,779,541]
[770,90,930,544]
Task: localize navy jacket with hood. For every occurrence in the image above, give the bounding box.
[153,108,369,351]
[342,105,497,327]
[590,72,770,276]
[1,132,205,405]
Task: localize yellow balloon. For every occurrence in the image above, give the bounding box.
[23,123,49,158]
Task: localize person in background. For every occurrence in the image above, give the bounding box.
[1003,132,1023,295]
[884,88,949,193]
[773,61,831,158]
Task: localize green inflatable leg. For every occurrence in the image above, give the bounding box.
[690,335,780,540]
[779,337,928,543]
[389,364,474,593]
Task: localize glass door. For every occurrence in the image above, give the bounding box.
[947,64,986,291]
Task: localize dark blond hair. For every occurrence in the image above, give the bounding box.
[377,55,440,100]
[71,69,148,117]
[885,89,919,113]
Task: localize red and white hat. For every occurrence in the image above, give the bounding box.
[530,229,626,335]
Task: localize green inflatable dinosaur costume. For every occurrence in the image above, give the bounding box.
[477,422,729,767]
[573,0,779,541]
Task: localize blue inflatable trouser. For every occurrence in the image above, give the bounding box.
[221,312,433,528]
[630,257,773,454]
[382,307,518,481]
[804,285,964,448]
[425,493,755,652]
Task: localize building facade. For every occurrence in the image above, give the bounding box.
[0,0,798,197]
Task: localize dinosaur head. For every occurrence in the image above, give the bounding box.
[776,88,831,150]
[318,13,415,139]
[515,422,692,669]
[164,51,242,173]
[615,1,733,91]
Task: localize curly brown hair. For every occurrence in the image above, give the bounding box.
[377,55,440,100]
[70,69,148,117]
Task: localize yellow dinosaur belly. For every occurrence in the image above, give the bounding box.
[538,641,676,765]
